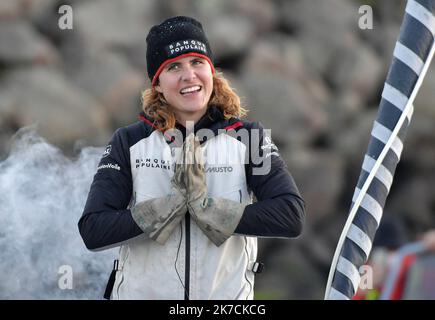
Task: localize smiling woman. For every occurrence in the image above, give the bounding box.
[142,66,245,132]
[78,15,305,300]
[154,56,214,125]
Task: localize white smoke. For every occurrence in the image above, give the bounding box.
[0,127,117,299]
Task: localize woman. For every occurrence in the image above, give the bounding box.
[78,16,305,300]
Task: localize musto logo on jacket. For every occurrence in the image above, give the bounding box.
[205,166,233,173]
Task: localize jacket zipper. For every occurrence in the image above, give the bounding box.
[184,213,190,300]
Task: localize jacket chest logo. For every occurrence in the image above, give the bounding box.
[205,165,234,173]
[135,158,172,170]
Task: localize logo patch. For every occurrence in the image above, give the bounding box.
[205,166,233,173]
[97,163,120,171]
[135,158,171,170]
[261,136,278,151]
[165,39,207,57]
[102,145,112,158]
[261,136,279,158]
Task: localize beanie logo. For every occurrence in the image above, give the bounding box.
[165,39,207,57]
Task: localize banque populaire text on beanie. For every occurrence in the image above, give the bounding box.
[146,16,215,86]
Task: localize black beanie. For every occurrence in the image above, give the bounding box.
[146,16,215,86]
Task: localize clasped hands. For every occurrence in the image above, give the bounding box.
[131,133,245,246]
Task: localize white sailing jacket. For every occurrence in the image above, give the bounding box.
[79,106,305,300]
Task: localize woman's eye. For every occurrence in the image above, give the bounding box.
[192,59,203,65]
[168,64,179,71]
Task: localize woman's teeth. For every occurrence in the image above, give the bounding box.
[180,86,201,94]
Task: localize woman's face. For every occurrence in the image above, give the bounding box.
[155,56,213,124]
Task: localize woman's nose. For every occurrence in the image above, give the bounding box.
[181,65,196,81]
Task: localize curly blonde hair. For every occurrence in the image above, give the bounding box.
[141,71,247,132]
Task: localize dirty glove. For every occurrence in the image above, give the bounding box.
[182,133,245,246]
[131,155,187,245]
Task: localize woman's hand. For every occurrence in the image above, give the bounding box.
[131,151,188,245]
[180,133,245,246]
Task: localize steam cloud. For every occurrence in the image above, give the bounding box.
[0,127,116,299]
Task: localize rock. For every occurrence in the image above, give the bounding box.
[360,22,401,64]
[298,226,336,270]
[375,0,407,25]
[232,0,279,33]
[68,51,145,127]
[0,0,21,19]
[0,67,111,148]
[162,0,278,34]
[332,109,376,164]
[207,15,255,60]
[21,0,58,23]
[256,241,325,299]
[163,1,256,61]
[280,0,357,36]
[239,67,328,148]
[0,19,59,65]
[243,34,331,104]
[243,34,304,76]
[283,148,345,224]
[326,91,365,134]
[73,0,158,49]
[410,66,435,159]
[387,174,435,235]
[119,41,149,74]
[281,0,359,76]
[405,75,435,171]
[327,42,383,103]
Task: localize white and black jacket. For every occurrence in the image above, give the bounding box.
[78,106,305,300]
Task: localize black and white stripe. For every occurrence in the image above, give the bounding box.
[325,0,435,300]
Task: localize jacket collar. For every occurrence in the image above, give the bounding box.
[139,106,243,144]
[174,105,224,132]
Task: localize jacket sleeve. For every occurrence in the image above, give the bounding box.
[235,122,305,238]
[78,128,143,251]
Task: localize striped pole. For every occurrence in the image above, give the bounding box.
[325,0,435,300]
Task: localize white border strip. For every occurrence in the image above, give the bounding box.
[372,121,404,158]
[353,188,382,225]
[394,41,424,75]
[406,0,435,36]
[329,287,350,300]
[347,224,373,258]
[382,83,408,111]
[337,257,361,294]
[362,155,393,191]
